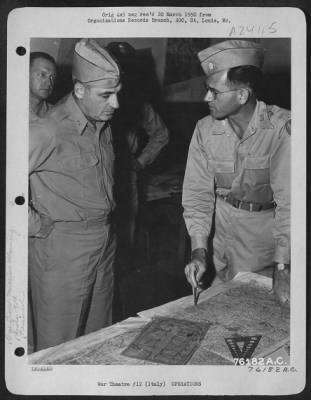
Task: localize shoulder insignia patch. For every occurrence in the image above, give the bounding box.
[267,109,273,120]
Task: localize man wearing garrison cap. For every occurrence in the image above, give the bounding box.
[28,39,121,351]
[183,40,290,304]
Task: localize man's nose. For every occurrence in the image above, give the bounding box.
[204,90,214,102]
[109,93,119,109]
[43,76,54,88]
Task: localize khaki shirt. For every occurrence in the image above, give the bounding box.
[29,100,53,236]
[182,101,291,264]
[29,100,52,120]
[29,93,115,222]
[127,103,169,167]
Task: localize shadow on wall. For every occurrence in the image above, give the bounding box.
[49,65,73,104]
[261,72,291,110]
[161,102,208,164]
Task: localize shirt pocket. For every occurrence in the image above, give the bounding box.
[208,160,235,173]
[60,152,100,194]
[61,152,98,171]
[244,155,270,185]
[208,160,235,188]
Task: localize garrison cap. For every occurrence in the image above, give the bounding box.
[198,40,265,77]
[72,39,120,87]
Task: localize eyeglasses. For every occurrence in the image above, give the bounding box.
[35,71,56,84]
[205,86,245,100]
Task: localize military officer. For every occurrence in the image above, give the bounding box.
[183,40,290,303]
[29,51,56,119]
[29,39,121,351]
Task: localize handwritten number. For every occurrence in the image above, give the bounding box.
[269,22,277,34]
[229,22,277,37]
[229,26,236,37]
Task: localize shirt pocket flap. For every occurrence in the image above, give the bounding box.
[62,152,98,171]
[245,155,270,170]
[209,160,235,173]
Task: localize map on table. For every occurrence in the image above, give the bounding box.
[122,317,210,364]
[170,284,290,364]
[29,282,289,365]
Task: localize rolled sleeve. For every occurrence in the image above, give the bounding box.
[136,104,169,167]
[182,121,215,251]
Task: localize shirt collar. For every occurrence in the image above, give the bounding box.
[254,100,274,130]
[29,100,49,118]
[211,119,227,135]
[234,100,274,141]
[66,93,89,135]
[211,100,274,137]
[66,93,108,135]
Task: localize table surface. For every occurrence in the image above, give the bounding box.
[28,273,290,365]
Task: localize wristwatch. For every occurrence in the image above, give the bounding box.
[277,263,286,271]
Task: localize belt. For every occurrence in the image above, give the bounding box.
[54,214,111,230]
[218,194,275,212]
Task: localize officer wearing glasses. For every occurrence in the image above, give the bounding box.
[183,40,290,303]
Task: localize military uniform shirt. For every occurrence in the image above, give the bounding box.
[127,103,169,167]
[182,101,291,264]
[29,100,52,120]
[29,93,115,221]
[29,100,54,236]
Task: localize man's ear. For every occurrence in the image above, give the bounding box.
[73,81,85,99]
[237,88,251,105]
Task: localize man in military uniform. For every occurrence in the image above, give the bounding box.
[107,42,169,263]
[29,39,121,351]
[29,52,57,119]
[183,40,290,303]
[28,52,57,351]
[29,52,57,237]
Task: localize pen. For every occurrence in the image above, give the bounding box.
[193,287,198,306]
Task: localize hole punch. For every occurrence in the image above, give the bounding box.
[14,347,25,357]
[16,46,26,56]
[15,196,25,205]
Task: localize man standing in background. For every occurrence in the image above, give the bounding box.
[29,52,56,120]
[28,51,57,352]
[183,40,290,303]
[29,52,57,237]
[29,39,121,351]
[107,42,169,266]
